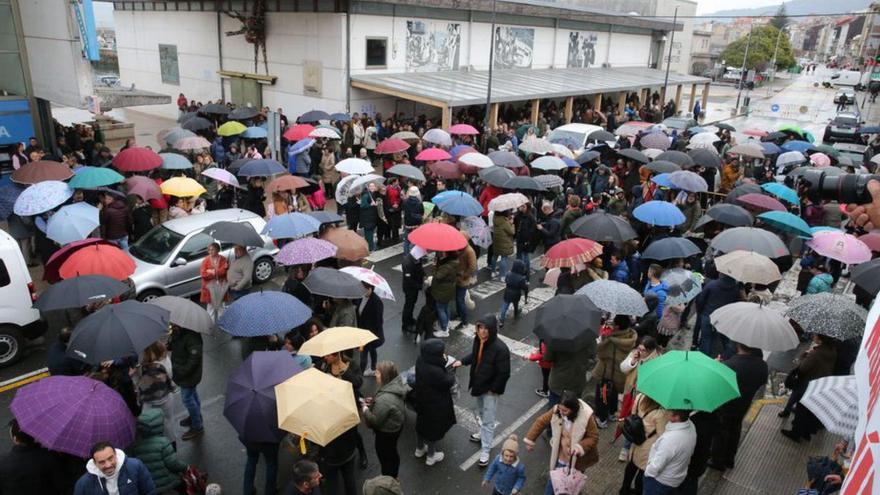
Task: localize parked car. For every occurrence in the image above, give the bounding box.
[824,112,865,144]
[834,87,856,104]
[128,209,278,301]
[661,117,698,131]
[0,229,46,367]
[546,123,605,155]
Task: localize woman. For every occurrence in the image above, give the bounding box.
[677,192,702,233]
[413,339,456,466]
[620,393,667,495]
[128,194,153,243]
[266,191,294,218]
[360,182,380,251]
[11,142,28,170]
[780,334,838,437]
[321,351,367,480]
[617,336,661,462]
[431,251,459,338]
[357,282,384,377]
[524,390,600,495]
[320,146,339,196]
[591,315,637,428]
[168,197,190,219]
[134,342,177,443]
[362,361,406,478]
[244,177,267,218]
[200,242,228,320]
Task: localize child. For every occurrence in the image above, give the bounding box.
[527,340,552,398]
[499,260,529,326]
[482,435,526,495]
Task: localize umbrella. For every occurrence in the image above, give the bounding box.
[303,267,366,299]
[810,152,831,167]
[575,150,601,165]
[489,151,525,168]
[761,182,798,204]
[534,174,564,190]
[201,168,242,188]
[338,267,393,301]
[710,227,789,258]
[387,164,426,182]
[812,144,840,158]
[242,126,268,139]
[225,351,304,443]
[449,123,479,135]
[59,243,135,280]
[200,103,230,115]
[376,138,410,154]
[299,110,331,122]
[203,220,265,247]
[533,295,601,352]
[320,228,369,261]
[757,211,812,238]
[112,147,163,172]
[349,173,385,194]
[43,238,113,283]
[714,250,781,285]
[46,203,100,245]
[488,192,529,212]
[164,128,196,145]
[716,123,736,132]
[266,175,309,194]
[390,131,419,142]
[587,129,615,142]
[541,238,603,269]
[423,128,453,147]
[227,158,253,172]
[428,160,462,180]
[570,212,637,242]
[306,211,344,225]
[67,166,124,190]
[654,151,694,168]
[173,136,212,151]
[288,139,315,157]
[686,148,722,169]
[148,295,214,335]
[283,124,315,142]
[239,159,286,177]
[640,132,670,151]
[158,153,193,170]
[218,121,247,137]
[801,375,859,437]
[67,300,170,364]
[262,212,321,239]
[637,351,740,411]
[758,130,785,140]
[11,160,73,184]
[460,216,492,249]
[642,237,701,260]
[479,166,515,187]
[33,275,129,312]
[432,191,482,217]
[661,268,702,305]
[181,116,212,132]
[852,259,880,295]
[575,280,648,316]
[760,142,782,155]
[667,170,708,192]
[219,291,313,337]
[643,148,664,160]
[275,367,360,448]
[458,152,494,170]
[645,160,680,174]
[728,143,765,159]
[329,112,350,122]
[807,231,872,264]
[725,183,764,204]
[274,237,337,266]
[710,302,799,351]
[409,223,467,252]
[124,175,162,201]
[785,293,867,340]
[531,155,567,171]
[10,376,136,458]
[299,326,379,357]
[633,201,686,226]
[519,138,554,155]
[229,106,260,120]
[177,112,198,123]
[735,193,786,213]
[160,177,206,197]
[615,122,653,137]
[781,141,815,153]
[502,176,546,192]
[688,133,720,148]
[13,180,73,216]
[335,158,374,175]
[618,148,649,164]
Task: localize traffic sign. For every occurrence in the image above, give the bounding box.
[770,104,780,112]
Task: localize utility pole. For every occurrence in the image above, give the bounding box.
[661,6,678,106]
[482,0,497,152]
[735,24,753,115]
[768,25,785,97]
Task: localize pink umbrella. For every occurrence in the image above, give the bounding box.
[340,266,395,300]
[810,152,831,168]
[448,123,479,135]
[375,138,410,155]
[416,148,452,161]
[124,175,162,201]
[742,129,768,137]
[859,232,880,252]
[808,231,872,264]
[173,136,212,151]
[201,167,242,188]
[736,193,786,213]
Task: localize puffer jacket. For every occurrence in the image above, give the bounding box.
[460,314,511,396]
[126,409,187,493]
[493,214,515,256]
[403,196,424,227]
[591,328,637,392]
[503,260,529,304]
[100,199,129,240]
[457,242,477,287]
[805,273,833,294]
[363,375,408,433]
[431,255,458,303]
[544,338,597,397]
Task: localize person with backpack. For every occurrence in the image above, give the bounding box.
[498,259,529,327]
[592,315,637,428]
[619,394,667,495]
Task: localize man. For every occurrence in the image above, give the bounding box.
[226,245,253,301]
[453,314,511,467]
[99,191,130,250]
[284,460,322,495]
[401,250,424,336]
[643,409,697,494]
[283,265,313,308]
[0,419,59,494]
[169,324,204,440]
[74,442,155,495]
[707,343,768,471]
[694,274,741,356]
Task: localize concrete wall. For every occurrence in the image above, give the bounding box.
[655,0,696,76]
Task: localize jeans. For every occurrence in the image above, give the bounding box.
[498,300,520,324]
[374,430,401,477]
[474,393,498,455]
[180,386,203,430]
[364,227,375,251]
[544,461,567,495]
[516,250,530,267]
[228,288,249,301]
[402,287,419,330]
[416,435,437,456]
[497,255,510,279]
[243,442,279,495]
[455,286,469,325]
[360,346,378,372]
[402,229,413,256]
[642,476,675,495]
[112,237,129,251]
[435,301,450,331]
[697,314,716,356]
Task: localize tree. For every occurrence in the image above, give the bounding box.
[771,4,789,31]
[719,26,795,72]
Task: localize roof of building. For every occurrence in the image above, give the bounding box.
[351,67,709,107]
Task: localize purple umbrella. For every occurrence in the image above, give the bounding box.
[224,351,304,443]
[274,237,338,265]
[124,175,162,202]
[11,376,136,458]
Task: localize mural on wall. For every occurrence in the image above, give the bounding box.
[493,26,534,69]
[405,21,461,72]
[567,31,599,68]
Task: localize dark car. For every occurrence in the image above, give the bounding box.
[824,112,865,144]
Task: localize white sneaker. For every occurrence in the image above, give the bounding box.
[433,330,450,338]
[470,432,481,443]
[618,447,629,462]
[363,369,376,377]
[414,445,427,458]
[596,419,608,429]
[478,451,491,467]
[425,451,445,466]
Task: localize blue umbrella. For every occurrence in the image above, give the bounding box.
[238,159,286,177]
[0,182,25,220]
[760,142,782,155]
[781,141,816,153]
[219,291,312,337]
[299,110,330,123]
[288,138,315,156]
[13,180,73,216]
[811,226,839,234]
[651,173,673,188]
[46,203,100,245]
[633,200,686,226]
[758,211,812,238]
[431,190,483,217]
[261,212,321,239]
[563,157,580,168]
[69,166,125,189]
[242,126,268,139]
[329,112,351,122]
[159,153,193,170]
[449,144,472,157]
[761,182,799,205]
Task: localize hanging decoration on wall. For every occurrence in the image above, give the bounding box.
[567,31,599,68]
[224,0,269,74]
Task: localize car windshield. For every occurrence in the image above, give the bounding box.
[548,130,586,147]
[834,116,859,126]
[129,226,184,265]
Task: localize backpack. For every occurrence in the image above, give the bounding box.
[621,398,659,445]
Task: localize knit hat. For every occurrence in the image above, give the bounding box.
[501,434,519,455]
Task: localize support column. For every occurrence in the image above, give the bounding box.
[489,103,499,130]
[641,88,650,106]
[564,96,574,123]
[689,84,697,115]
[530,99,540,125]
[701,83,710,115]
[441,105,451,130]
[617,92,627,117]
[660,87,667,107]
[674,85,683,115]
[592,93,602,111]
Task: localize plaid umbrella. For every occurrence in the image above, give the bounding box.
[219,291,312,337]
[576,280,648,316]
[801,375,859,437]
[785,293,868,340]
[274,238,337,265]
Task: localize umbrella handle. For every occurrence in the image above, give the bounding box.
[300,433,308,454]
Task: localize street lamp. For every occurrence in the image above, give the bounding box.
[735,24,754,115]
[482,0,497,152]
[662,6,679,106]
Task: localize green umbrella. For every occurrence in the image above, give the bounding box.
[777,124,806,139]
[636,351,740,411]
[516,124,540,141]
[68,166,125,189]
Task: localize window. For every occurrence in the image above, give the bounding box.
[158,44,180,85]
[178,233,214,262]
[366,38,387,68]
[0,259,9,287]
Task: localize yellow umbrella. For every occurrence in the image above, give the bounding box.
[218,121,247,137]
[275,367,360,448]
[299,326,378,356]
[160,177,207,197]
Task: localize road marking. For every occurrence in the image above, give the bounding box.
[458,398,548,471]
[0,367,49,393]
[366,243,404,263]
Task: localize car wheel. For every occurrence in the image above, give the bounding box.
[253,257,275,284]
[0,325,23,367]
[137,289,164,302]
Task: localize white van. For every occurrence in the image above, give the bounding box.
[546,123,605,156]
[0,229,46,366]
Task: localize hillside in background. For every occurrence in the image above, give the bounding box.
[707,0,872,17]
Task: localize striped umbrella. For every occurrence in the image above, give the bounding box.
[801,375,859,437]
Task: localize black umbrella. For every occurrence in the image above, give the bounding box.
[646,160,681,174]
[200,103,230,115]
[724,183,763,204]
[533,295,602,351]
[716,123,736,132]
[177,112,198,124]
[570,212,638,242]
[618,148,649,164]
[687,148,722,169]
[227,158,253,172]
[575,150,601,165]
[587,130,616,142]
[34,275,130,312]
[761,131,788,142]
[478,166,515,187]
[852,259,880,295]
[693,203,753,230]
[299,110,331,123]
[654,151,694,168]
[502,176,546,192]
[229,106,260,121]
[303,267,366,299]
[709,227,790,258]
[182,117,213,132]
[203,221,265,247]
[67,300,170,365]
[306,211,345,225]
[642,237,702,260]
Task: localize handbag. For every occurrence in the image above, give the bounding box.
[465,289,476,310]
[594,343,618,419]
[784,368,801,390]
[621,396,659,446]
[181,465,207,495]
[549,455,587,495]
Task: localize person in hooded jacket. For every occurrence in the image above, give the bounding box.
[362,361,407,477]
[591,165,613,195]
[805,263,834,294]
[499,259,529,326]
[453,314,512,467]
[126,409,187,494]
[514,203,538,266]
[357,282,385,376]
[413,339,457,466]
[74,443,155,495]
[99,191,130,249]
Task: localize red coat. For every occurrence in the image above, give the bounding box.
[199,255,228,304]
[528,341,552,369]
[478,185,503,217]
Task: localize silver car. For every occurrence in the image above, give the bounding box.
[128,209,278,301]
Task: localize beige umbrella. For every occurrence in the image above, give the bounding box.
[391,131,419,142]
[275,368,360,448]
[299,326,377,356]
[714,250,781,285]
[320,227,369,261]
[727,143,765,159]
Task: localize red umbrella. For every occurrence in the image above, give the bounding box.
[416,148,452,161]
[59,244,136,281]
[112,147,162,172]
[409,223,467,252]
[44,238,115,283]
[742,129,768,137]
[124,175,162,201]
[428,161,463,180]
[449,124,479,135]
[376,138,410,155]
[283,124,315,142]
[11,160,74,184]
[736,193,786,213]
[541,238,603,269]
[859,232,880,252]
